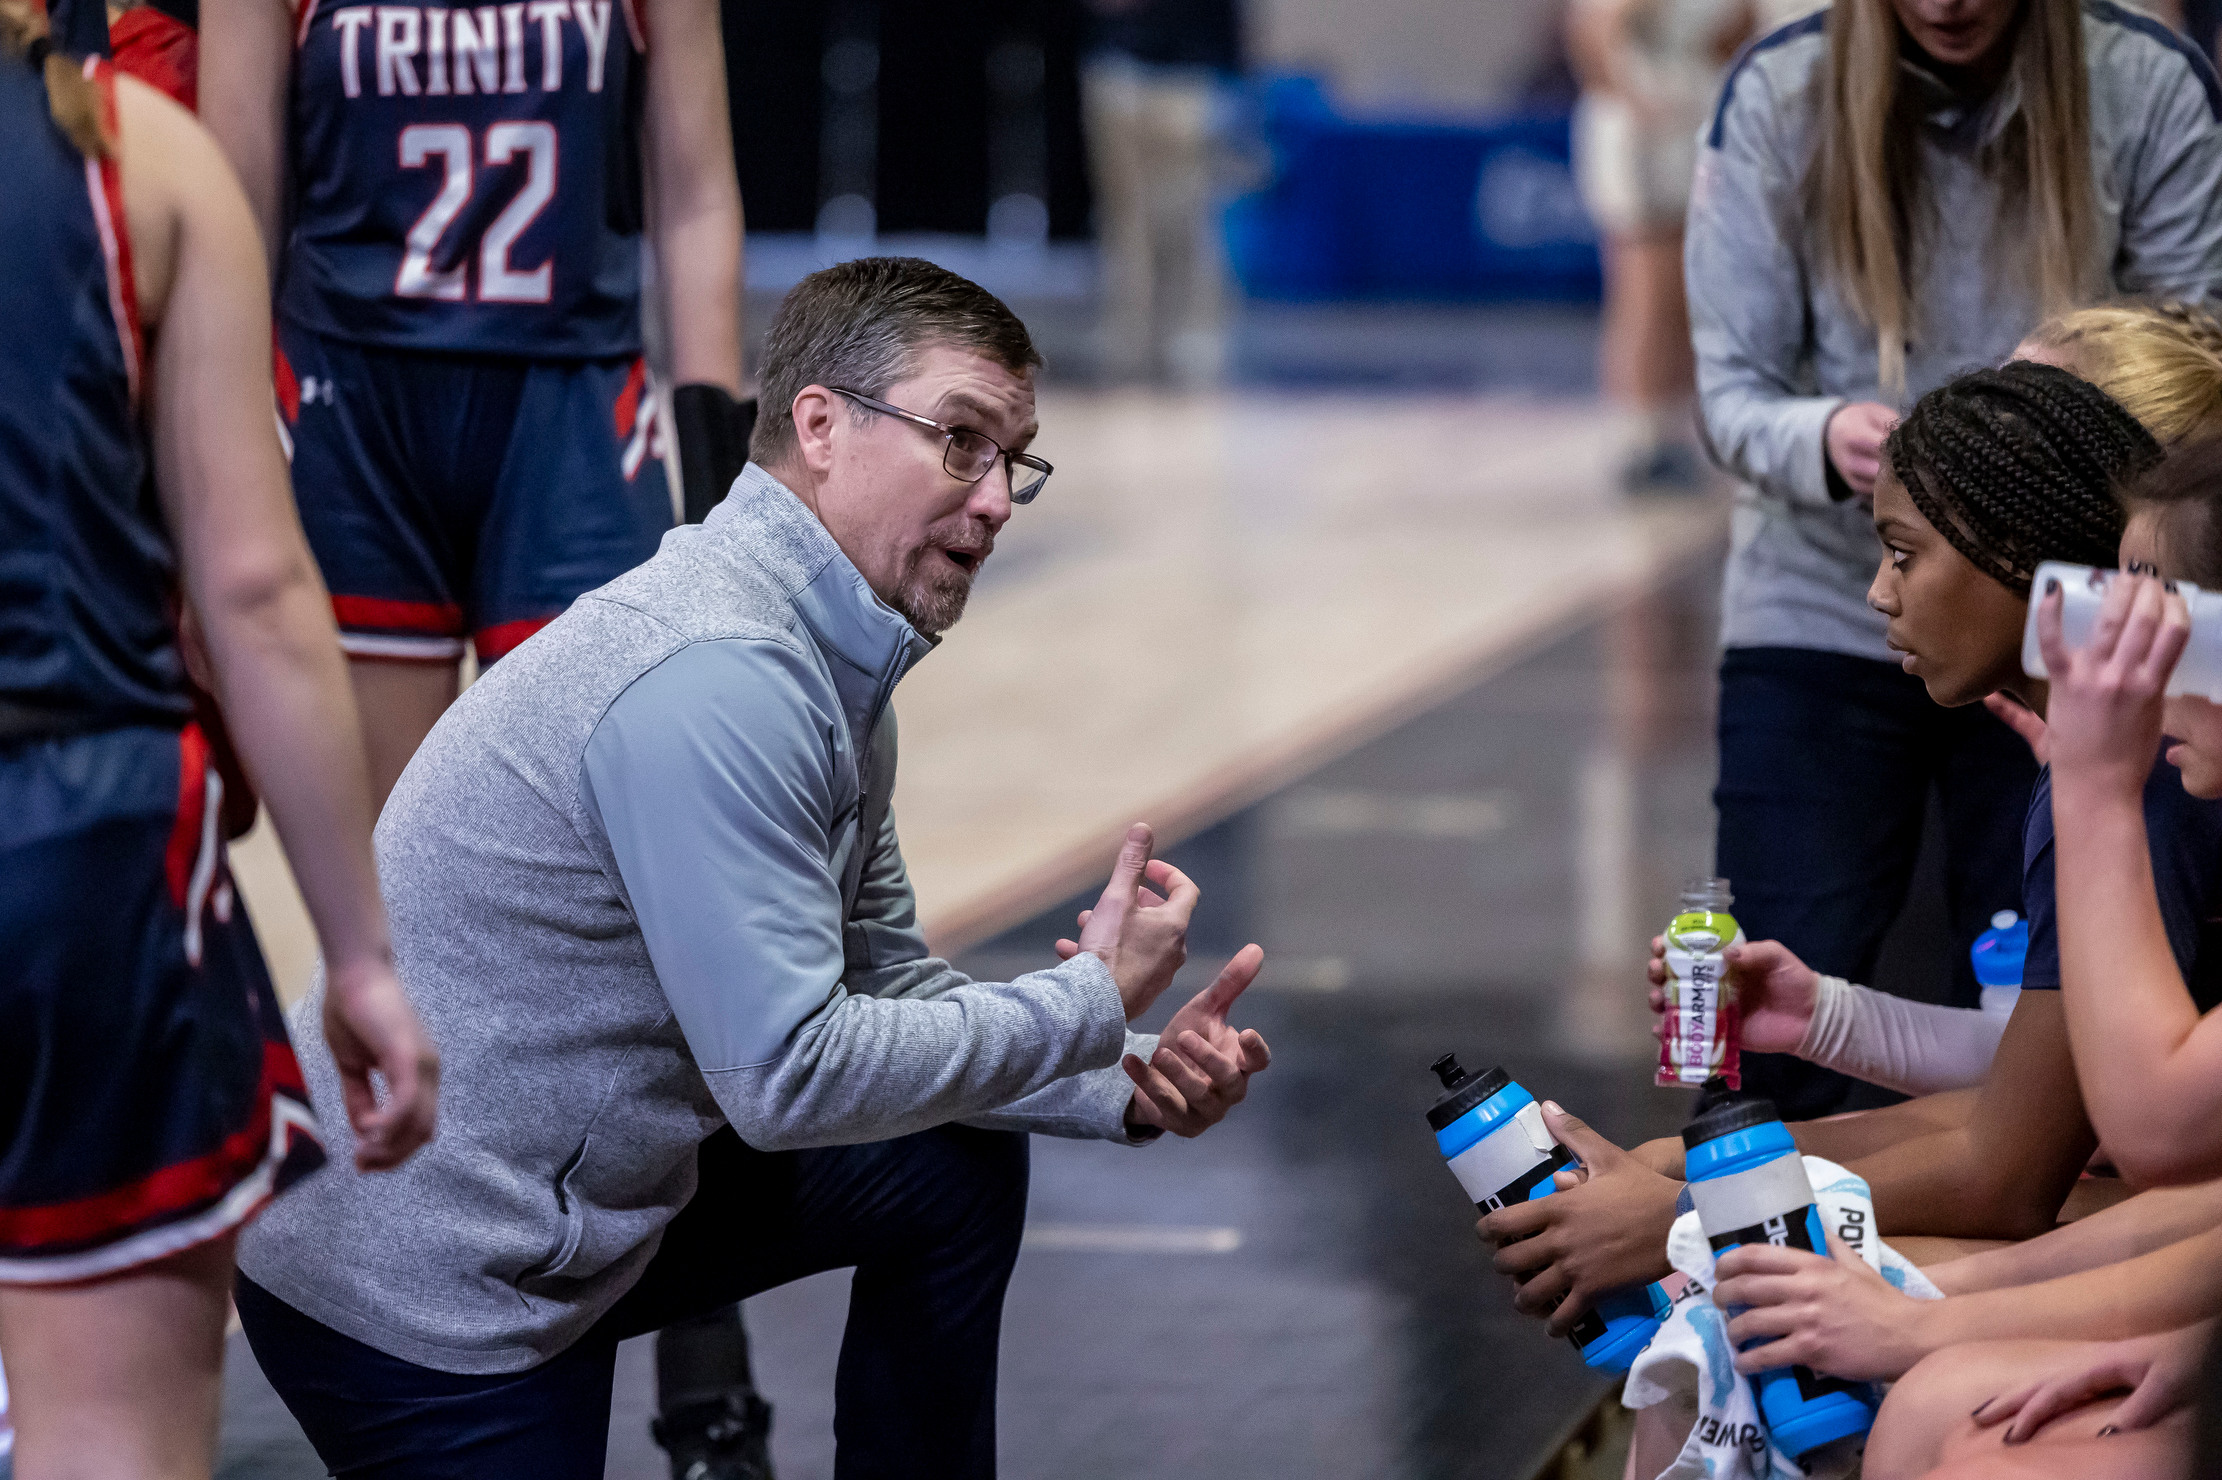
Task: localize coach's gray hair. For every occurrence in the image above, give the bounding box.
[750,257,1042,465]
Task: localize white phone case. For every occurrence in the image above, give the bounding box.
[2022,560,2222,700]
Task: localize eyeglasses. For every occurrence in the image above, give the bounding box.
[828,387,1053,505]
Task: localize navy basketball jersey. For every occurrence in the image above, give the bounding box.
[0,54,190,736]
[279,0,649,358]
[46,0,114,57]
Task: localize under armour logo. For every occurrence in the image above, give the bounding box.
[300,376,334,406]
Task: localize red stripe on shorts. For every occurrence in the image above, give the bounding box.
[474,616,553,662]
[273,331,300,425]
[164,722,210,908]
[0,1044,306,1250]
[332,595,466,635]
[613,357,646,439]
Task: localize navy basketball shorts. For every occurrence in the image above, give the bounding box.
[0,724,325,1284]
[275,322,675,666]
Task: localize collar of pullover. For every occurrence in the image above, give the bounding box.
[1899,46,2019,150]
[703,464,936,733]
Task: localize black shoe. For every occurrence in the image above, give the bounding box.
[650,1391,775,1480]
[1619,442,1705,496]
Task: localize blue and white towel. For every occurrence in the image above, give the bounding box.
[1621,1157,1943,1480]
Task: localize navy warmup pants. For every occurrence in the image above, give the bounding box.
[1712,647,2037,1120]
[238,1124,1029,1480]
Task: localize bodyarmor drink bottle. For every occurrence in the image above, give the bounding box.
[1427,1055,1669,1371]
[1683,1099,1878,1458]
[1660,878,1743,1089]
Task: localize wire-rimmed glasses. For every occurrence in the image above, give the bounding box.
[828,387,1053,504]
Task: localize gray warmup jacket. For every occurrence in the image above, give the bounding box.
[239,466,1155,1374]
[1689,2,2222,660]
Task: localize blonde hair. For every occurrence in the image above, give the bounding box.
[0,0,112,158]
[2025,302,2222,444]
[1813,0,2096,393]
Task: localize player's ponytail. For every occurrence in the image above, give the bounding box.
[1,0,112,159]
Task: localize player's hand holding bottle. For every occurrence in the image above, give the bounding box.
[1646,933,1820,1054]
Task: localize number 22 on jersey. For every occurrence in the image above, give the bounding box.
[396,121,555,302]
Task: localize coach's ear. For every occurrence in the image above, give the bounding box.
[789,384,844,480]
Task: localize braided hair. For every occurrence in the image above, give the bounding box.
[1886,360,2160,597]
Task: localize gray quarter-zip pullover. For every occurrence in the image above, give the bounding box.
[239,466,1153,1374]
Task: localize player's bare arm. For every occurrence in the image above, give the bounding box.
[116,76,438,1169]
[197,0,294,270]
[643,0,744,393]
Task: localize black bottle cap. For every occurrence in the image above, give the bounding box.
[1426,1055,1514,1131]
[1681,1096,1783,1150]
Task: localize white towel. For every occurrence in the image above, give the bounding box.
[1621,1157,1943,1480]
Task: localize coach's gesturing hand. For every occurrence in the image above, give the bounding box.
[1069,823,1199,1021]
[1123,944,1273,1138]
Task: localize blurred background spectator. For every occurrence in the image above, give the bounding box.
[1079,0,1242,385]
[1565,0,1775,491]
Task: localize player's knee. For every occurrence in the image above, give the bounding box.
[1891,1341,2052,1419]
[1866,1347,2007,1480]
[1870,1341,2108,1480]
[1887,1345,1983,1412]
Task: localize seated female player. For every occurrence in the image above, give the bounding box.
[1539,362,2222,1473]
[1488,365,2210,1333]
[1705,420,2222,1480]
[1850,430,2222,1480]
[2042,432,2222,1182]
[1641,301,2222,1102]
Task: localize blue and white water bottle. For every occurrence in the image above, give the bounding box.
[1682,1098,1878,1459]
[1427,1055,1669,1372]
[1971,909,2027,1018]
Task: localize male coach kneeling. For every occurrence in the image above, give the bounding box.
[235,257,1272,1478]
